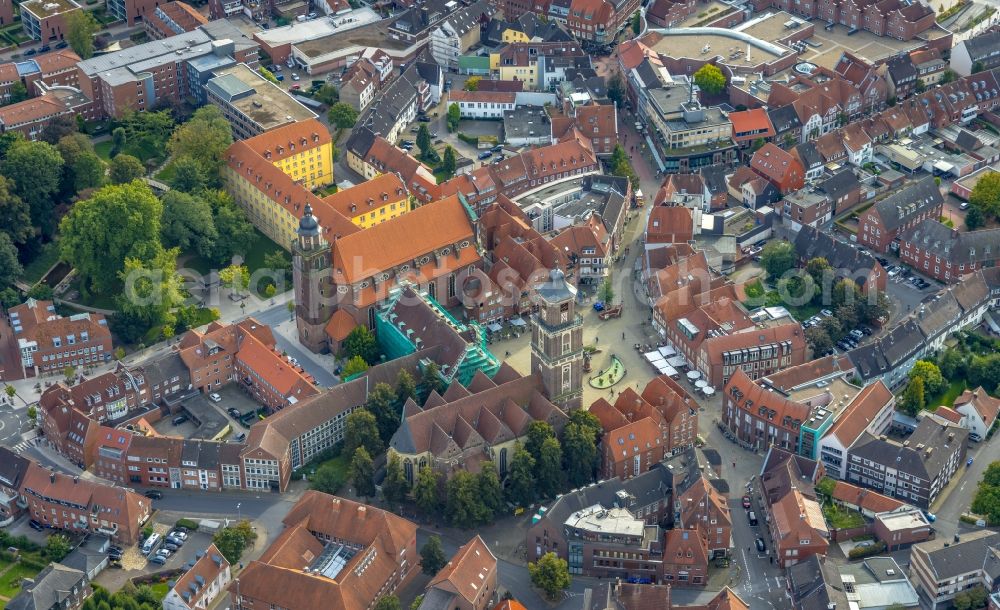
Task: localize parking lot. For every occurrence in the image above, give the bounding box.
[153,385,260,442]
[95,518,217,592]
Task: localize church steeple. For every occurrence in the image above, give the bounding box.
[292,202,333,353]
[296,203,325,251]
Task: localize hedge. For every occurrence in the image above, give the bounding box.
[960,514,979,525]
[175,518,199,531]
[457,133,479,146]
[848,540,886,560]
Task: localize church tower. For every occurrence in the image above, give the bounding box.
[530,269,584,411]
[292,204,333,353]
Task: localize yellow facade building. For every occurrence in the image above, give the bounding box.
[243,118,335,190]
[322,173,411,229]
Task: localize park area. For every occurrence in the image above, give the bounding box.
[0,560,42,607]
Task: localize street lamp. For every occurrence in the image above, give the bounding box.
[236,502,242,522]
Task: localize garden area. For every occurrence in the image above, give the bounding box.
[821,503,866,530]
[589,355,626,389]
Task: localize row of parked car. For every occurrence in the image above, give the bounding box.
[141,528,189,565]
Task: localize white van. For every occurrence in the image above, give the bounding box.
[142,533,161,555]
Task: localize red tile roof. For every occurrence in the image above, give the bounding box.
[728,108,775,141]
[831,480,906,514]
[825,380,893,446]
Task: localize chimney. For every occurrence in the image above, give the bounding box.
[73,476,79,484]
[49,472,55,483]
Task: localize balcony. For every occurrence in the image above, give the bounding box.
[97,524,118,536]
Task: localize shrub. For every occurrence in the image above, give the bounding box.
[960,514,979,525]
[848,541,886,560]
[175,518,199,531]
[457,133,479,146]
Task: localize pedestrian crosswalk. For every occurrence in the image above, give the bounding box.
[10,440,31,454]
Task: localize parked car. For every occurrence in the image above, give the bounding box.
[742,496,751,509]
[144,490,163,499]
[477,150,493,160]
[227,408,241,418]
[491,144,504,153]
[968,457,975,466]
[149,555,167,565]
[39,45,50,52]
[748,511,758,526]
[24,49,36,56]
[417,115,432,122]
[923,511,937,522]
[960,202,970,210]
[820,309,833,317]
[156,548,172,558]
[291,73,300,81]
[165,537,184,547]
[755,537,766,552]
[169,531,188,541]
[235,432,247,442]
[163,543,179,552]
[209,393,222,403]
[55,41,68,49]
[29,520,44,531]
[970,432,982,442]
[171,415,188,426]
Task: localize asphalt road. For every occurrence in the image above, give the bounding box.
[929,435,1000,540]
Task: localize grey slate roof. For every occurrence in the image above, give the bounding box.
[768,104,801,134]
[871,176,943,233]
[541,463,674,529]
[951,269,990,313]
[962,30,1000,63]
[848,318,923,380]
[913,529,1000,582]
[357,60,429,137]
[137,352,190,399]
[438,0,493,38]
[793,225,879,288]
[816,168,860,202]
[787,555,850,610]
[795,142,823,170]
[914,290,961,342]
[6,563,87,610]
[699,164,729,196]
[850,416,967,481]
[886,54,917,84]
[954,128,982,151]
[901,219,1000,265]
[345,125,377,159]
[0,447,30,489]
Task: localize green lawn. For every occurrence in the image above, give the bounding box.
[21,240,61,285]
[148,582,170,601]
[823,503,866,529]
[67,277,118,310]
[94,141,114,161]
[0,563,41,599]
[929,380,968,410]
[154,161,176,184]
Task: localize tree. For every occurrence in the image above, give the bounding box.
[350,446,376,498]
[965,204,986,230]
[528,552,571,599]
[218,264,250,295]
[111,127,127,157]
[0,233,22,288]
[168,107,233,185]
[805,257,832,288]
[447,103,461,132]
[27,405,37,423]
[4,82,27,106]
[212,520,257,563]
[631,10,641,34]
[310,459,347,494]
[446,470,489,527]
[343,408,383,457]
[39,114,79,144]
[382,454,409,505]
[507,444,536,507]
[208,192,257,263]
[525,421,555,461]
[2,140,64,237]
[598,274,614,304]
[609,144,638,187]
[969,171,1000,219]
[477,464,503,518]
[366,382,400,442]
[373,596,401,610]
[414,465,441,515]
[257,66,279,84]
[536,436,563,498]
[464,76,482,91]
[343,325,379,364]
[161,191,218,257]
[263,249,291,284]
[343,355,369,377]
[420,536,447,574]
[117,249,183,334]
[59,181,164,294]
[561,422,598,487]
[0,287,19,309]
[66,10,99,59]
[64,366,76,382]
[410,595,424,610]
[760,240,795,279]
[899,375,925,416]
[805,326,833,356]
[70,151,105,191]
[169,156,205,193]
[109,154,145,184]
[417,124,434,161]
[422,361,448,396]
[607,74,625,107]
[693,63,726,96]
[441,145,457,179]
[909,360,945,397]
[396,370,417,403]
[45,534,72,561]
[939,348,967,380]
[329,103,359,129]
[0,176,31,244]
[314,84,339,105]
[967,586,988,609]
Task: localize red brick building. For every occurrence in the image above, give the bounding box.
[723,368,810,453]
[565,0,637,44]
[857,176,943,252]
[750,0,939,41]
[768,487,829,568]
[676,477,731,559]
[661,529,709,586]
[20,460,151,545]
[898,220,1000,283]
[143,1,208,39]
[8,298,113,378]
[749,143,805,194]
